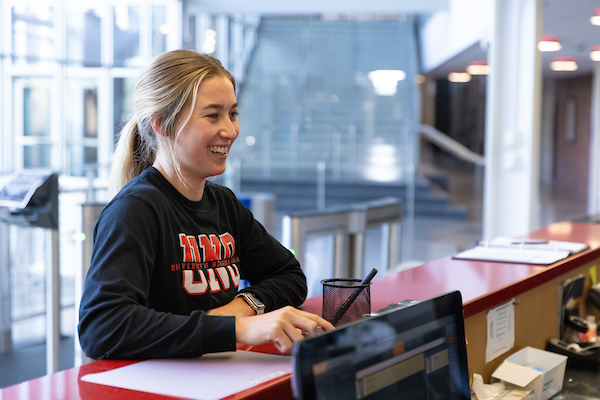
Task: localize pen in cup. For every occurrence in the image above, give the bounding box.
[330,268,378,326]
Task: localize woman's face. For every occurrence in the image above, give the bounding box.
[175,75,239,184]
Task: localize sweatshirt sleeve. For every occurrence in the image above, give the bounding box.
[226,190,308,311]
[78,196,236,360]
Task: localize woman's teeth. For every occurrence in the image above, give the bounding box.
[209,146,227,155]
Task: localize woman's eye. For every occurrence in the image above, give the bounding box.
[229,111,239,119]
[206,113,218,119]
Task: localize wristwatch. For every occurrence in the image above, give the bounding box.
[235,292,265,315]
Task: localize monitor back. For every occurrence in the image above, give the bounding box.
[291,290,470,400]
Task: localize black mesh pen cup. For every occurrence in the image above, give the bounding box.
[321,278,371,326]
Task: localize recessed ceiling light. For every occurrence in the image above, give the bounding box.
[367,70,406,96]
[591,46,600,61]
[538,35,561,52]
[448,70,471,83]
[591,8,600,25]
[550,57,578,72]
[466,61,489,75]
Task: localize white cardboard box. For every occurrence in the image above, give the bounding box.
[491,347,567,400]
[497,389,535,400]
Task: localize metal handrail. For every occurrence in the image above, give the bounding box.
[418,124,485,166]
[281,197,403,283]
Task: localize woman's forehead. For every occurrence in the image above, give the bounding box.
[195,75,236,104]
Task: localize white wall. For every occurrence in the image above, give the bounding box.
[420,0,493,73]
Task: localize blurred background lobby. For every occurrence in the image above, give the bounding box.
[0,0,596,388]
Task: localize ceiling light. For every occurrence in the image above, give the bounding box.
[414,74,426,84]
[466,61,489,75]
[448,70,471,83]
[592,8,600,25]
[159,24,171,35]
[367,70,406,96]
[591,46,600,61]
[550,57,578,72]
[537,35,561,52]
[203,29,217,54]
[364,144,399,182]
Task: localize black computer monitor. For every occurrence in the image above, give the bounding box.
[291,291,470,400]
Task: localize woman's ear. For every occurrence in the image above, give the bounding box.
[150,117,168,137]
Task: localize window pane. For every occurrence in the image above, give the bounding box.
[10,225,46,347]
[84,89,98,139]
[66,80,99,176]
[12,6,55,64]
[23,144,52,168]
[113,6,141,67]
[152,5,168,57]
[66,7,103,67]
[23,87,51,137]
[113,77,136,144]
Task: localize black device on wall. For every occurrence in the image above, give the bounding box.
[0,170,59,230]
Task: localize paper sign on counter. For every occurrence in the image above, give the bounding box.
[486,299,515,363]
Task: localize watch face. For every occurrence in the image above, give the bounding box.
[240,292,264,311]
[249,294,265,309]
[245,293,265,315]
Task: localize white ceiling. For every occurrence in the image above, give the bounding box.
[183,0,448,14]
[540,0,600,77]
[429,0,600,79]
[185,0,600,79]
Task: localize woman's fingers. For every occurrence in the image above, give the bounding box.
[235,306,335,353]
[282,322,306,343]
[269,327,296,353]
[263,310,306,352]
[284,308,335,336]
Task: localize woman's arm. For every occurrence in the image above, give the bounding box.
[218,187,307,311]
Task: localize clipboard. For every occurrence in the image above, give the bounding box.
[452,237,589,265]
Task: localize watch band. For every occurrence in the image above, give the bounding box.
[235,292,265,315]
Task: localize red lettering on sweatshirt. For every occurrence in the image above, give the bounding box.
[220,233,235,259]
[179,232,241,295]
[179,234,201,262]
[180,233,236,262]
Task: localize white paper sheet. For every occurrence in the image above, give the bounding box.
[486,299,515,363]
[80,351,292,400]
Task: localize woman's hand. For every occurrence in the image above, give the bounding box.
[235,306,335,353]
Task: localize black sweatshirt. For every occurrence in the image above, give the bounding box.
[78,167,307,360]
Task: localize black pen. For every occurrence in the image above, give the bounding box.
[330,268,378,326]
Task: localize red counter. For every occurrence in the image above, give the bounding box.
[2,221,599,400]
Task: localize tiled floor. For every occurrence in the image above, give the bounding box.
[0,163,589,389]
[0,336,74,389]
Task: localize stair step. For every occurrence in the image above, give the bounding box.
[239,178,466,218]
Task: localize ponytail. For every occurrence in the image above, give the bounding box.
[109,117,156,195]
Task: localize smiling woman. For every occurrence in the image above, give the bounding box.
[152,75,240,201]
[78,50,334,360]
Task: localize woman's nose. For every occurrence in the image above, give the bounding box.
[221,119,239,139]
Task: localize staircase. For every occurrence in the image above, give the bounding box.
[231,16,467,218]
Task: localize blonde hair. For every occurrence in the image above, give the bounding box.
[110,50,236,195]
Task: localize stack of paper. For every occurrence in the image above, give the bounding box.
[453,237,589,265]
